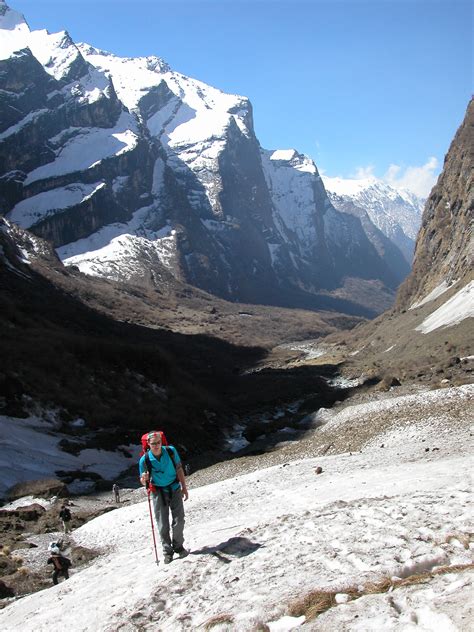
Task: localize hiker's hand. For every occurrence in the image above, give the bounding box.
[140,472,149,486]
[182,487,189,501]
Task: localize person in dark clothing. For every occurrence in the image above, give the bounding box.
[59,505,72,533]
[47,546,71,585]
[112,483,120,503]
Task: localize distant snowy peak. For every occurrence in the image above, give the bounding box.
[322,174,425,263]
[322,175,424,240]
[322,175,379,197]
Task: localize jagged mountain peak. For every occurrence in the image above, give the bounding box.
[322,174,424,210]
[77,42,249,118]
[0,5,91,83]
[77,43,171,75]
[267,148,318,174]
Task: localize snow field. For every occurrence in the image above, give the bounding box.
[0,385,472,631]
[0,448,472,630]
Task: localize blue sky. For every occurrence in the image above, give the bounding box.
[9,0,473,196]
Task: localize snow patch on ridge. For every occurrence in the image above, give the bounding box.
[24,112,139,185]
[8,182,105,229]
[410,280,457,310]
[415,281,474,333]
[61,231,177,279]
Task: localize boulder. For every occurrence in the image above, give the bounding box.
[0,503,46,521]
[6,478,68,501]
[0,579,14,598]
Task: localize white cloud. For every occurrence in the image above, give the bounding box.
[383,156,439,198]
[351,165,375,179]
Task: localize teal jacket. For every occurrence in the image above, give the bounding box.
[139,446,181,491]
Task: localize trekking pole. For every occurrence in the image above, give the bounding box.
[146,486,159,565]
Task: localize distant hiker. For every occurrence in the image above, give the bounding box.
[47,544,71,585]
[59,505,72,533]
[139,431,189,564]
[112,483,120,503]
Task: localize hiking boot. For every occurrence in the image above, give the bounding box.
[174,547,189,559]
[163,553,173,564]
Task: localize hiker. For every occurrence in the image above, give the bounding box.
[112,483,120,503]
[59,504,72,533]
[47,544,71,585]
[139,431,189,564]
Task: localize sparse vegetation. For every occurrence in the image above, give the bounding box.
[202,613,235,630]
[288,563,474,621]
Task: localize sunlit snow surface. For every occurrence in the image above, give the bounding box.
[409,280,456,310]
[416,281,474,333]
[23,112,140,186]
[9,183,105,229]
[0,385,472,631]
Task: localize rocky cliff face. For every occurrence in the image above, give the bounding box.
[0,2,418,316]
[396,99,473,310]
[326,99,473,388]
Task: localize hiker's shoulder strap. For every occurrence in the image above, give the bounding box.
[144,451,152,473]
[163,446,177,471]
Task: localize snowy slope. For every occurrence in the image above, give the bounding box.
[77,43,252,218]
[0,412,140,497]
[0,385,472,631]
[415,280,474,334]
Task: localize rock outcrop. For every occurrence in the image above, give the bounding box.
[396,99,473,310]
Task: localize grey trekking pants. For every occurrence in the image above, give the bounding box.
[151,487,185,555]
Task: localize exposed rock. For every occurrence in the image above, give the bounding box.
[396,99,473,310]
[0,580,14,599]
[6,479,68,501]
[0,504,46,521]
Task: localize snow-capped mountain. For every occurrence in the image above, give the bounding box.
[322,175,425,264]
[0,1,415,315]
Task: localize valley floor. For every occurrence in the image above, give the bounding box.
[0,384,472,631]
